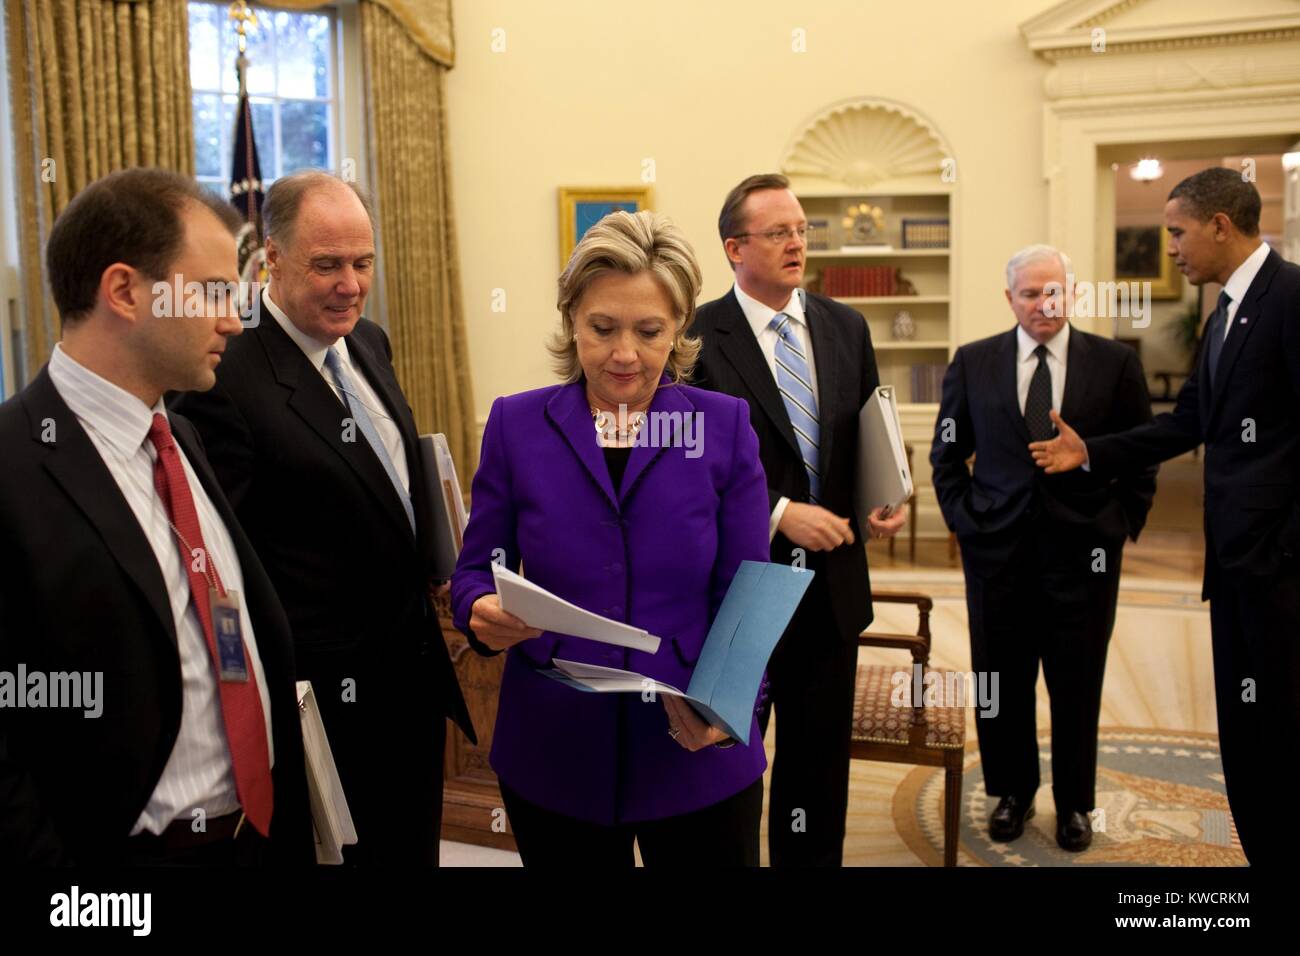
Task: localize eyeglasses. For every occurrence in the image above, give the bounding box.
[730,225,808,245]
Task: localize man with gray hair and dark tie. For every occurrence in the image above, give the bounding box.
[931,244,1155,852]
[173,170,474,866]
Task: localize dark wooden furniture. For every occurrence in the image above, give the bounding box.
[850,590,966,866]
[437,595,517,851]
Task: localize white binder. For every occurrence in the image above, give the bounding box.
[419,433,468,579]
[297,681,357,865]
[854,385,914,519]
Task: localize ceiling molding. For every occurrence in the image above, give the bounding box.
[1021,0,1300,58]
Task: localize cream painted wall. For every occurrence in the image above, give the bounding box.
[445,0,1054,425]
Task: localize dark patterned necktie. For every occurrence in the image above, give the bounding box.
[1206,290,1232,389]
[1024,344,1054,442]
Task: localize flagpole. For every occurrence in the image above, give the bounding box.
[226,0,266,298]
[228,1,256,98]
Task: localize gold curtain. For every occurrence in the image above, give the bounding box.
[267,0,453,66]
[359,0,476,474]
[4,0,194,382]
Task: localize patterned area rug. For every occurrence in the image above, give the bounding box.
[895,727,1246,867]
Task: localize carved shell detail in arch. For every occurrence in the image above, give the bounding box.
[782,105,947,189]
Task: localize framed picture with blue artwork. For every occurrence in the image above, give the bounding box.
[558,187,654,267]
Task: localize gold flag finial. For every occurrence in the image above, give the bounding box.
[227,1,258,54]
[227,2,258,97]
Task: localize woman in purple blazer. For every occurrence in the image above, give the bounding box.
[451,211,771,866]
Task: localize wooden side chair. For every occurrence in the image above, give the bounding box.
[851,590,966,866]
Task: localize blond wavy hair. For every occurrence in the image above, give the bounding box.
[549,210,702,383]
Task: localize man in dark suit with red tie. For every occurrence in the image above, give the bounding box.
[1032,167,1300,866]
[931,245,1156,851]
[0,168,312,865]
[692,174,907,866]
[173,171,474,865]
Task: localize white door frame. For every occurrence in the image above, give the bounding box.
[1023,5,1300,334]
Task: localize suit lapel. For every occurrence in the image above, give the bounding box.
[545,382,619,512]
[1207,249,1279,425]
[345,329,425,545]
[26,369,177,651]
[257,317,415,546]
[804,293,839,480]
[1058,324,1088,425]
[713,289,801,459]
[1001,329,1032,444]
[172,415,259,585]
[347,331,420,458]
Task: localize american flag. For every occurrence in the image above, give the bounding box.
[229,91,266,298]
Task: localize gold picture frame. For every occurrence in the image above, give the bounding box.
[558,187,654,268]
[1115,224,1183,300]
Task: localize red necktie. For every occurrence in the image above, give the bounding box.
[148,413,274,836]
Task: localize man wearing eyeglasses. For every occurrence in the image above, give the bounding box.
[693,173,906,866]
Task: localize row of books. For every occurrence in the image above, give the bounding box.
[901,218,950,249]
[820,266,901,297]
[806,218,951,251]
[909,363,948,404]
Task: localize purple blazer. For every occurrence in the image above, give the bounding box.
[451,378,770,825]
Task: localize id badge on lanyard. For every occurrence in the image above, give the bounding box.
[210,588,250,682]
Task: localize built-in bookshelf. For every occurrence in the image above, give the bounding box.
[781,95,957,538]
[798,189,954,409]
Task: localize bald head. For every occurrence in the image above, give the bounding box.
[263,170,375,252]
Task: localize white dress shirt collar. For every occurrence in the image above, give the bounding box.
[734,282,807,340]
[1016,320,1070,365]
[1222,241,1270,309]
[263,284,353,369]
[48,343,166,458]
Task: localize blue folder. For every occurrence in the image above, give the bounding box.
[541,561,814,745]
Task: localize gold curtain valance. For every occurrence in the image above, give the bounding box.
[264,0,453,67]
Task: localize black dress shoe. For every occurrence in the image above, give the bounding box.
[1056,811,1093,852]
[988,795,1036,841]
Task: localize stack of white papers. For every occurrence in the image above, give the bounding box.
[492,564,661,654]
[296,681,356,865]
[538,562,815,745]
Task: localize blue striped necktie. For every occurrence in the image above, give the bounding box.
[771,313,822,502]
[323,347,416,534]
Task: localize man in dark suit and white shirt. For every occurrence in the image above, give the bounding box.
[931,244,1156,851]
[692,174,906,866]
[0,168,312,865]
[1032,168,1300,865]
[173,170,474,866]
